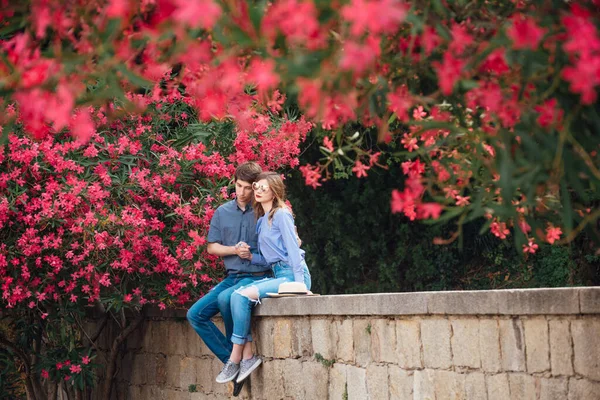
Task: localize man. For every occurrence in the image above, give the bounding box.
[187,161,268,396]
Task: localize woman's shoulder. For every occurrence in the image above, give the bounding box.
[273,207,294,222]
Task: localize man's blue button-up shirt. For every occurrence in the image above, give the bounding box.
[206,200,268,275]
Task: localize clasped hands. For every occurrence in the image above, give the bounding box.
[234,242,253,260]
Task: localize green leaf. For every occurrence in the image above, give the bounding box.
[561,179,574,235]
[249,0,267,33]
[114,64,152,89]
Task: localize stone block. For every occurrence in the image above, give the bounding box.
[347,365,368,400]
[413,369,435,400]
[329,363,348,400]
[486,373,510,400]
[549,319,574,376]
[281,359,303,399]
[568,378,600,400]
[255,318,274,358]
[166,355,182,388]
[579,287,600,314]
[194,358,214,393]
[130,353,148,385]
[396,319,422,369]
[273,318,293,358]
[168,322,188,356]
[333,319,354,363]
[155,353,168,386]
[371,319,397,363]
[291,317,313,358]
[366,364,388,400]
[421,318,452,369]
[303,361,329,400]
[450,318,481,369]
[427,290,499,314]
[154,321,171,354]
[210,358,228,397]
[311,318,334,360]
[261,359,285,399]
[479,319,502,373]
[497,288,579,315]
[572,319,600,381]
[353,319,372,366]
[388,366,413,400]
[464,372,487,400]
[523,317,550,373]
[499,318,526,372]
[540,377,567,400]
[166,389,190,400]
[178,357,198,390]
[433,370,466,400]
[184,323,204,358]
[508,373,537,400]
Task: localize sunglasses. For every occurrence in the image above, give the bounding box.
[252,182,270,193]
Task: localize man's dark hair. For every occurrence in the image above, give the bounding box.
[234,162,262,183]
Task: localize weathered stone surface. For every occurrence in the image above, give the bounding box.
[168,322,188,356]
[508,373,537,400]
[353,319,372,367]
[486,374,510,400]
[194,358,214,394]
[273,318,293,358]
[568,378,600,400]
[155,353,168,386]
[427,290,500,314]
[396,319,422,369]
[366,364,388,400]
[178,357,197,389]
[421,318,452,369]
[523,317,550,373]
[346,365,368,400]
[302,361,329,400]
[333,319,354,362]
[497,288,580,315]
[311,318,334,360]
[210,358,228,397]
[451,318,481,369]
[579,287,600,314]
[434,370,466,400]
[291,317,313,358]
[260,360,285,399]
[371,319,397,363]
[254,318,274,358]
[549,319,574,376]
[388,365,413,400]
[540,377,567,400]
[464,372,487,400]
[329,363,348,400]
[479,319,502,373]
[572,319,600,381]
[183,323,204,358]
[281,359,303,398]
[413,369,435,400]
[499,318,526,372]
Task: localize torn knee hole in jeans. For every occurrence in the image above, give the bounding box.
[235,285,261,304]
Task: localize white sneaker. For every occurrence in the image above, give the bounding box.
[236,355,262,383]
[215,359,240,383]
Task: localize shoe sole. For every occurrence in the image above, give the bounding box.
[236,359,262,383]
[233,378,247,397]
[215,371,239,384]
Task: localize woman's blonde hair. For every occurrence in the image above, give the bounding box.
[253,172,290,224]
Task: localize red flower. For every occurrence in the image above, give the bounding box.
[433,52,464,95]
[507,16,545,50]
[534,98,563,128]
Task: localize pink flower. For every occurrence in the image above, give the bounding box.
[535,98,563,128]
[523,239,539,254]
[455,195,470,207]
[401,134,419,152]
[352,161,370,178]
[299,164,322,189]
[323,137,334,152]
[417,203,443,219]
[433,52,464,95]
[158,302,166,310]
[412,106,427,120]
[491,221,510,239]
[173,0,221,29]
[82,356,91,365]
[70,364,82,374]
[341,0,408,37]
[507,16,545,50]
[41,369,49,379]
[546,226,562,244]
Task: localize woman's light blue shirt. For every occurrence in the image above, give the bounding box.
[257,208,306,282]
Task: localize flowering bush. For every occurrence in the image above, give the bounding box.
[0,90,309,397]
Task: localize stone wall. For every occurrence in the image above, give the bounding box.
[106,287,600,399]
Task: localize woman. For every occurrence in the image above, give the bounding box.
[215,171,311,385]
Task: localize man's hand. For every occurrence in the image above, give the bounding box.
[234,242,252,260]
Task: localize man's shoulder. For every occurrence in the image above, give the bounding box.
[215,200,237,213]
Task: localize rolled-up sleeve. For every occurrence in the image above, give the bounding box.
[277,211,304,282]
[206,208,222,243]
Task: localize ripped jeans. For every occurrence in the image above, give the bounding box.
[229,261,311,345]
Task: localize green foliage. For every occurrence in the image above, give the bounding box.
[314,353,335,368]
[287,140,599,294]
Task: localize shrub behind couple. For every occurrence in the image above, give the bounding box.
[186,162,312,395]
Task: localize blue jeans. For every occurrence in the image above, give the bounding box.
[230,261,311,345]
[186,272,271,363]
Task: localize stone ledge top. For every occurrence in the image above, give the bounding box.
[147,287,599,319]
[251,286,600,317]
